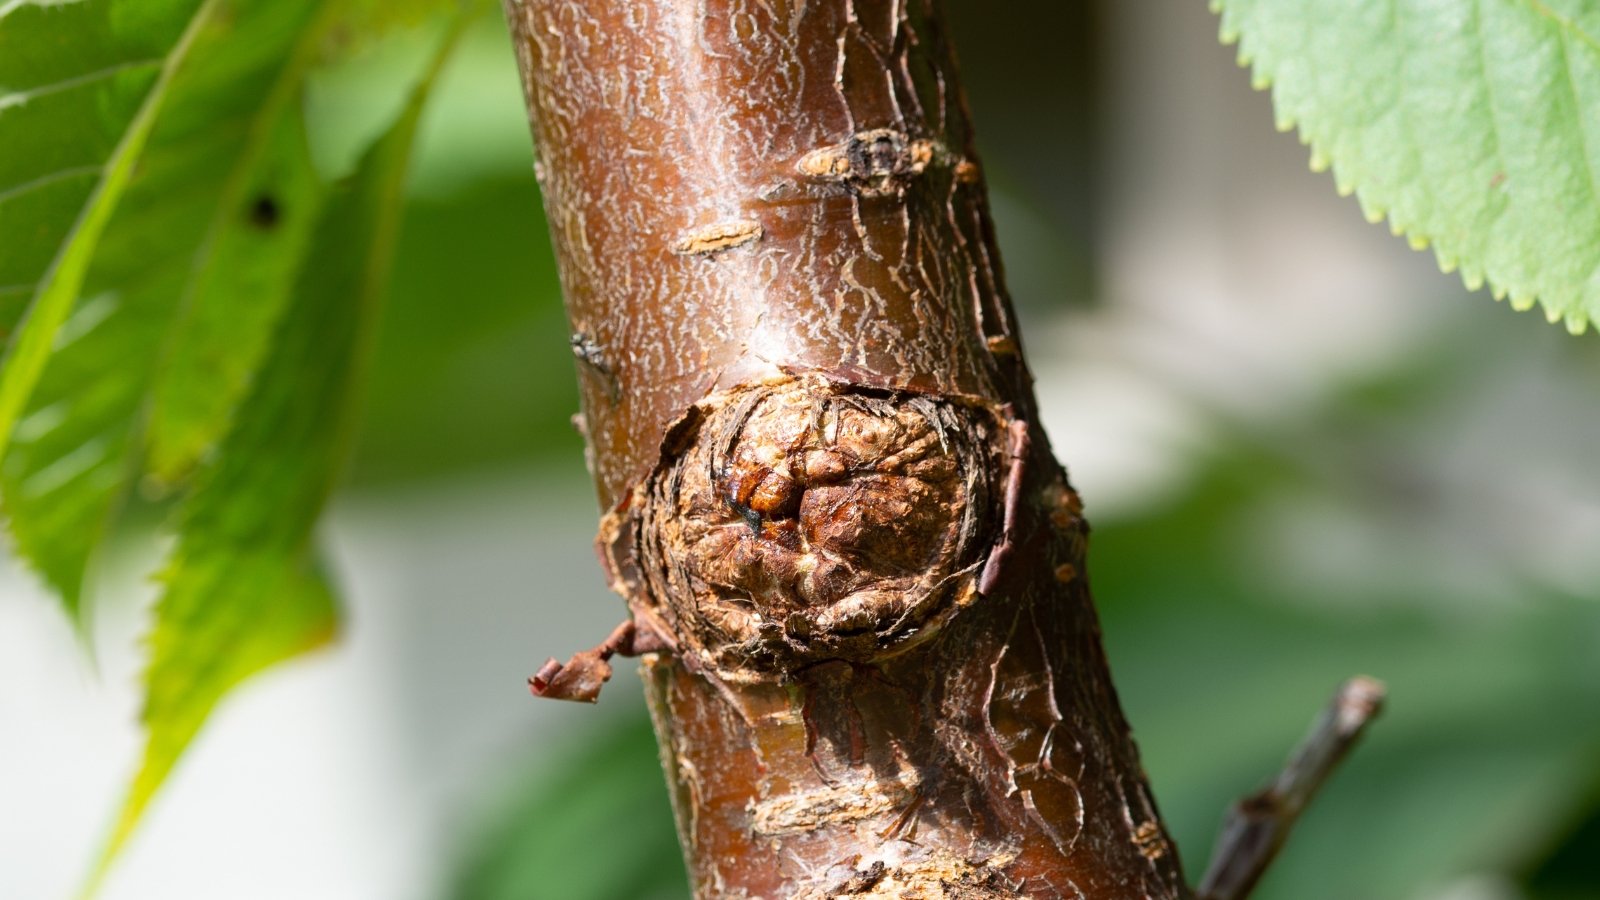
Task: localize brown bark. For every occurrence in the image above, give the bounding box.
[503,1,1190,895]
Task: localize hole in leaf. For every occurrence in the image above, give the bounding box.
[248,195,281,229]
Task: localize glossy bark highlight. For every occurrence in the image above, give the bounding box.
[504,0,1191,895]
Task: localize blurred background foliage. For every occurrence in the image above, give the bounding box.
[3,2,1598,899]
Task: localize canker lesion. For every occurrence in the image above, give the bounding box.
[634,378,1003,680]
[796,129,978,198]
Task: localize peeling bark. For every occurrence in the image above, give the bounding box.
[503,0,1191,895]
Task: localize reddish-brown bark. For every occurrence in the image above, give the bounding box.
[504,0,1191,895]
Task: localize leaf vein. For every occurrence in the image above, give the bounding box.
[1522,0,1600,58]
[0,163,99,205]
[0,57,162,111]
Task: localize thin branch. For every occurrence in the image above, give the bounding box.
[528,617,670,703]
[1198,676,1387,900]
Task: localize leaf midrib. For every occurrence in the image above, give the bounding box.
[0,0,221,467]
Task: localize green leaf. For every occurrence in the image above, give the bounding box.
[140,3,498,487]
[138,8,338,486]
[1,0,329,623]
[0,0,192,306]
[84,19,466,888]
[448,712,689,900]
[337,0,483,43]
[1213,0,1600,334]
[0,0,215,472]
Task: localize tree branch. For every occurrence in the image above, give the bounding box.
[1198,676,1387,900]
[505,0,1197,892]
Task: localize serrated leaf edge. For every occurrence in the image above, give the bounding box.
[1214,0,1596,336]
[75,13,474,897]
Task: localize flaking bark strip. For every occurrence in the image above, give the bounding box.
[673,220,763,256]
[795,849,1022,900]
[751,766,921,835]
[797,129,978,197]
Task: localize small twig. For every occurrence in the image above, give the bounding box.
[1197,676,1387,900]
[528,617,671,703]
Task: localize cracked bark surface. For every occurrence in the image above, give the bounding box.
[503,0,1192,895]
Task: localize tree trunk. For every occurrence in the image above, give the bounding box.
[503,1,1191,895]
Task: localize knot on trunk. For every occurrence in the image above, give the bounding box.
[626,379,1001,680]
[797,129,974,197]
